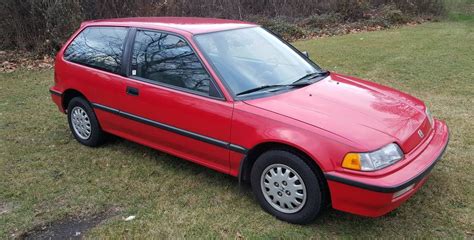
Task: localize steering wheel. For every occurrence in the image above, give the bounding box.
[254,57,279,81]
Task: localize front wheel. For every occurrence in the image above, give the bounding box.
[251,150,324,224]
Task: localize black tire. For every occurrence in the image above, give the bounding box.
[250,150,324,224]
[67,97,106,147]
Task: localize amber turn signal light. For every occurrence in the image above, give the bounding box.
[342,153,361,170]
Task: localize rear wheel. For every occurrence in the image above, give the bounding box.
[67,97,106,147]
[251,150,324,224]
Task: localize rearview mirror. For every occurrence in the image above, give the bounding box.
[302,51,309,58]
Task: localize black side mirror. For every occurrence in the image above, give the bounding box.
[302,51,309,58]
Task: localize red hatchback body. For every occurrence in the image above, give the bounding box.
[50,17,449,224]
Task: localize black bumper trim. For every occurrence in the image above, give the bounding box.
[325,135,449,193]
[49,89,62,96]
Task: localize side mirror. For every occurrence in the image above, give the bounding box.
[302,51,309,58]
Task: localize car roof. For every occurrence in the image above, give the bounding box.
[83,17,258,35]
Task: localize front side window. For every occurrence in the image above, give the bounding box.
[131,30,212,96]
[64,27,128,74]
[194,27,324,96]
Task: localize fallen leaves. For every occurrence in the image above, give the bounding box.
[0,50,54,73]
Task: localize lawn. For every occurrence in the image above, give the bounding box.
[1,20,473,238]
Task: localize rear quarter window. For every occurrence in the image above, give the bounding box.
[64,27,128,74]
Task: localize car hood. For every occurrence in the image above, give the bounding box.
[243,73,430,152]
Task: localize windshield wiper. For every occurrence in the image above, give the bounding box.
[236,71,329,96]
[236,84,288,96]
[290,71,330,86]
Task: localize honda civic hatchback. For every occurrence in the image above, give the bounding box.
[50,17,449,224]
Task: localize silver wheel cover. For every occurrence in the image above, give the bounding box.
[260,163,307,214]
[71,106,92,140]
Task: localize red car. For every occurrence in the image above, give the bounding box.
[50,17,449,224]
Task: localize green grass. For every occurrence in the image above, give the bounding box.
[444,0,474,21]
[1,20,473,238]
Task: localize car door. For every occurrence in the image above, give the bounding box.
[61,26,132,134]
[118,29,234,173]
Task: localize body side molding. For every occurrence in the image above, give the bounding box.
[91,103,248,154]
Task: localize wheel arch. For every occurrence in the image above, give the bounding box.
[239,141,330,205]
[62,89,88,112]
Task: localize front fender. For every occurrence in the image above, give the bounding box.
[229,102,357,177]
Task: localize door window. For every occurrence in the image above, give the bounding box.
[64,27,128,74]
[131,30,213,96]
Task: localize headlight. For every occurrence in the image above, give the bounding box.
[425,108,434,127]
[342,143,404,171]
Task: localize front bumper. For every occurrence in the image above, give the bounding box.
[325,119,449,217]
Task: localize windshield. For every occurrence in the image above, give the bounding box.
[194,27,324,96]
